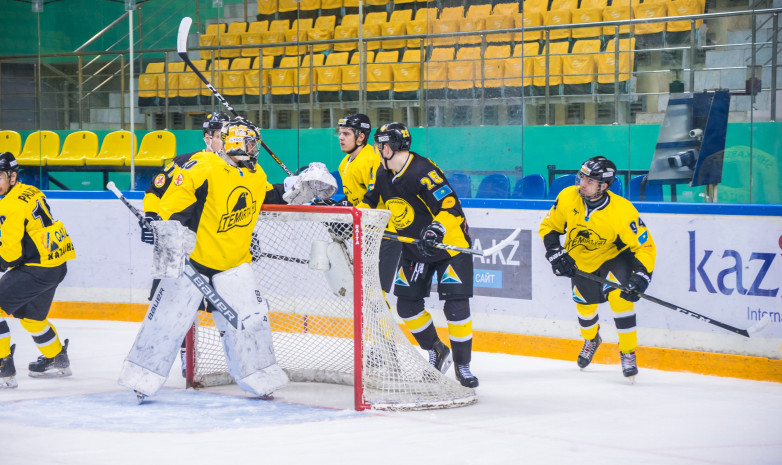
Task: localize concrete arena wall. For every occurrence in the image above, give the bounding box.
[40,193,782,381]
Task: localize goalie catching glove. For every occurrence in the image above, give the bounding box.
[283,162,337,205]
[149,220,197,279]
[417,222,446,258]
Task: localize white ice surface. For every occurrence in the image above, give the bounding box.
[1,318,781,465]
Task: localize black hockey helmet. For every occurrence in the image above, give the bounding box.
[0,152,19,173]
[578,156,616,187]
[374,122,412,152]
[337,113,372,140]
[203,112,230,135]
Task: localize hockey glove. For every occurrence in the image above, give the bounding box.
[139,213,161,245]
[546,247,577,278]
[620,270,651,302]
[417,222,446,258]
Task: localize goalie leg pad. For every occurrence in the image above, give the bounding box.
[324,241,353,297]
[308,240,331,271]
[118,276,204,396]
[211,263,290,397]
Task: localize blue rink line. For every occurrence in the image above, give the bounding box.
[0,388,364,433]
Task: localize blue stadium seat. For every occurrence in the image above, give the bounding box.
[449,172,472,198]
[476,173,511,199]
[629,175,663,201]
[609,177,623,197]
[511,174,547,199]
[547,174,577,199]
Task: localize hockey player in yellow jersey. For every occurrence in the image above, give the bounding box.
[119,118,337,401]
[0,152,76,389]
[364,123,478,388]
[539,156,657,380]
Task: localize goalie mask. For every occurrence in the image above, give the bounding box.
[374,122,411,161]
[577,156,616,200]
[221,119,261,172]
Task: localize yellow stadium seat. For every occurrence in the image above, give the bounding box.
[484,14,513,43]
[667,0,705,32]
[580,0,608,8]
[344,0,358,6]
[321,0,342,9]
[633,2,667,35]
[425,47,455,93]
[572,7,604,39]
[219,22,247,58]
[392,49,423,96]
[261,20,290,57]
[200,23,226,60]
[285,18,314,55]
[257,0,278,16]
[270,55,301,100]
[309,16,337,52]
[241,21,270,57]
[492,2,519,16]
[597,37,635,84]
[533,41,569,87]
[17,131,60,166]
[366,0,389,5]
[177,59,207,104]
[362,11,388,51]
[563,39,601,85]
[458,15,485,45]
[202,59,230,98]
[296,53,326,99]
[551,0,579,10]
[278,0,298,13]
[367,50,398,96]
[431,7,463,46]
[245,56,275,99]
[341,51,375,94]
[481,45,511,91]
[300,0,321,11]
[221,57,252,97]
[504,43,539,90]
[406,9,436,48]
[0,130,22,157]
[138,62,164,103]
[602,3,632,35]
[380,9,413,49]
[515,12,543,42]
[160,62,185,100]
[85,131,136,166]
[133,130,176,167]
[524,0,548,14]
[447,46,481,92]
[544,8,573,40]
[334,15,360,52]
[47,131,98,167]
[316,51,349,94]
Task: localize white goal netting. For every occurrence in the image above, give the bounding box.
[187,205,476,410]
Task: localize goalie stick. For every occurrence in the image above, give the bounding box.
[177,16,293,177]
[384,227,522,257]
[106,182,241,329]
[574,269,771,338]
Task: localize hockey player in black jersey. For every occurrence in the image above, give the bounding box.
[363,123,478,388]
[539,156,657,380]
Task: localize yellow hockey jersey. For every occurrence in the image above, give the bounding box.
[0,183,76,269]
[157,151,282,272]
[337,144,380,208]
[142,152,199,216]
[539,185,656,273]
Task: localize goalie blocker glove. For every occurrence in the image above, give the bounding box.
[417,222,446,258]
[546,246,577,278]
[620,270,651,302]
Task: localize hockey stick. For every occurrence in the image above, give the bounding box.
[383,227,522,257]
[177,17,293,176]
[574,269,771,338]
[106,182,241,329]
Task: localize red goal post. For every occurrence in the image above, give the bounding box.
[186,204,477,410]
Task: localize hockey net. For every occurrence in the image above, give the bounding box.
[186,204,476,410]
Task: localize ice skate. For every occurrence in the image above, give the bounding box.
[0,344,18,389]
[455,363,479,388]
[135,391,148,403]
[620,351,638,382]
[28,339,72,378]
[577,329,602,369]
[428,339,453,374]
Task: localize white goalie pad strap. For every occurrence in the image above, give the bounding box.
[150,220,197,279]
[211,263,290,396]
[283,162,337,204]
[324,241,353,297]
[119,276,204,396]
